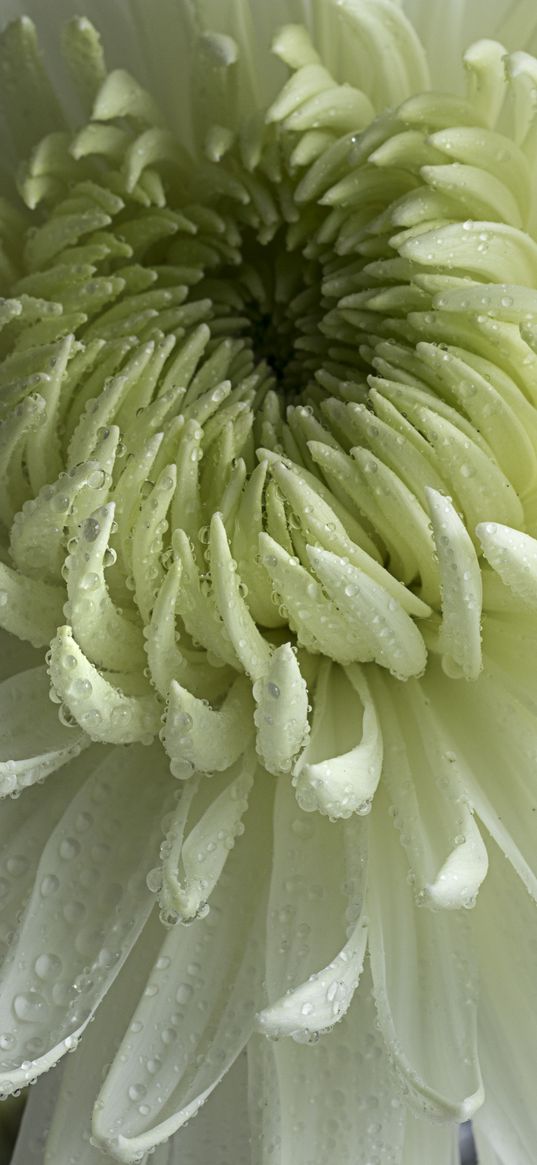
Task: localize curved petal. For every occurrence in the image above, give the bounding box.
[48,625,161,744]
[367,786,484,1122]
[0,748,97,969]
[251,963,407,1165]
[0,741,172,1095]
[424,653,537,900]
[42,910,165,1165]
[403,0,537,92]
[0,666,89,795]
[293,661,382,818]
[92,773,274,1163]
[261,776,368,1043]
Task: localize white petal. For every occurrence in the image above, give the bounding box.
[293,661,382,818]
[473,1124,509,1165]
[0,666,89,796]
[48,625,161,744]
[308,545,428,680]
[427,489,482,680]
[478,521,537,607]
[162,674,253,777]
[0,559,64,648]
[0,750,94,970]
[256,914,367,1040]
[472,838,537,1165]
[11,1064,61,1165]
[209,512,271,681]
[404,0,537,92]
[253,642,309,775]
[43,911,167,1165]
[65,500,145,672]
[367,788,484,1121]
[0,742,171,1095]
[261,776,368,1043]
[402,1112,460,1165]
[158,754,255,923]
[369,667,489,909]
[92,775,273,1163]
[252,963,407,1165]
[425,656,537,900]
[167,1052,249,1165]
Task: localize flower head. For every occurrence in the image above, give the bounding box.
[1,2,537,1163]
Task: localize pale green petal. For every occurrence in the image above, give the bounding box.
[471,837,537,1164]
[253,642,309,775]
[48,625,161,744]
[293,661,382,818]
[92,776,273,1163]
[42,911,169,1165]
[478,520,537,606]
[0,627,42,682]
[156,754,255,923]
[252,963,407,1165]
[367,787,484,1121]
[162,673,253,775]
[0,665,89,795]
[0,742,171,1095]
[401,1113,460,1165]
[427,488,483,680]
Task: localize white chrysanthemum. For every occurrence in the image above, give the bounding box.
[0,2,536,1163]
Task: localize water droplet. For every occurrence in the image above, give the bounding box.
[13,992,47,1023]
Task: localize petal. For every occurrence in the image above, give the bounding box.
[293,661,382,818]
[11,1064,60,1165]
[367,786,484,1121]
[307,545,428,680]
[0,748,96,969]
[209,512,271,681]
[0,628,42,683]
[92,773,274,1163]
[369,668,489,909]
[260,776,368,1043]
[478,521,537,607]
[0,666,89,795]
[402,1112,460,1165]
[253,642,309,776]
[424,655,537,900]
[251,964,407,1165]
[0,559,64,648]
[427,488,483,681]
[162,673,253,776]
[157,753,256,923]
[0,741,172,1094]
[167,1052,249,1165]
[471,839,537,1165]
[48,625,161,744]
[42,910,166,1165]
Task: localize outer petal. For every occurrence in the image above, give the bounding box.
[0,666,89,796]
[471,839,537,1165]
[0,741,172,1094]
[367,786,484,1122]
[43,910,166,1164]
[92,773,274,1163]
[250,964,407,1165]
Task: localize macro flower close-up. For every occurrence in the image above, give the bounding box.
[1,0,537,1161]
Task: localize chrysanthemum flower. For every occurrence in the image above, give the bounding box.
[1,1,537,1162]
